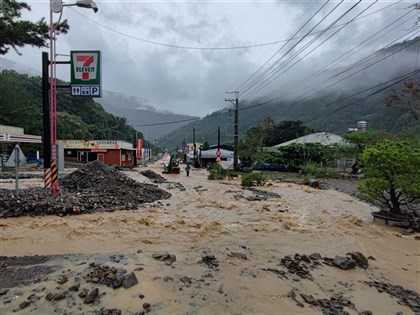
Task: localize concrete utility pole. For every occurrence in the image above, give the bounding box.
[217,126,220,151]
[193,128,197,166]
[225,91,239,170]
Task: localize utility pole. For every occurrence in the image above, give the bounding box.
[217,126,220,151]
[193,128,197,166]
[42,52,52,189]
[225,91,239,170]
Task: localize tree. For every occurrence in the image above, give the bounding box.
[0,0,69,55]
[202,140,210,151]
[358,140,420,215]
[270,120,313,146]
[277,143,327,171]
[385,80,420,121]
[343,129,389,173]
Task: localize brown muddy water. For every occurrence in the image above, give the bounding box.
[0,162,419,315]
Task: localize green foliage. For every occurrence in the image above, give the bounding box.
[238,117,313,165]
[0,70,140,143]
[277,143,328,171]
[300,162,333,177]
[0,0,69,55]
[268,120,313,146]
[343,129,389,173]
[207,164,226,180]
[358,140,420,214]
[241,172,266,187]
[202,140,210,151]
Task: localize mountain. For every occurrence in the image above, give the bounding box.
[0,57,197,140]
[158,36,420,150]
[97,91,198,140]
[0,70,138,143]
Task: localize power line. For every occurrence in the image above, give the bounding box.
[239,0,338,94]
[69,1,400,51]
[243,1,374,99]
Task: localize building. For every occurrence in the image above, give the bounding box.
[1,124,42,166]
[60,140,136,167]
[200,145,236,169]
[266,132,346,151]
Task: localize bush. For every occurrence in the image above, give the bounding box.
[358,140,420,214]
[299,162,333,177]
[241,172,266,187]
[207,164,226,180]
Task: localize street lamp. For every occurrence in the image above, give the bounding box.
[46,0,98,195]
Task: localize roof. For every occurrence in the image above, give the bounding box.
[201,148,234,159]
[59,140,135,150]
[266,132,346,151]
[0,125,41,143]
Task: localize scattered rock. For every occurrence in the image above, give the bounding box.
[332,256,356,270]
[143,302,151,312]
[349,252,368,268]
[300,293,318,306]
[46,292,67,301]
[19,300,30,309]
[83,288,99,304]
[68,283,80,292]
[218,283,224,294]
[309,253,322,260]
[140,170,167,183]
[97,309,122,315]
[201,250,219,269]
[262,268,287,279]
[0,289,9,296]
[365,280,420,313]
[180,276,192,285]
[229,252,248,260]
[123,272,138,289]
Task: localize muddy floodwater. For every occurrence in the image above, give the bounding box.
[0,162,419,315]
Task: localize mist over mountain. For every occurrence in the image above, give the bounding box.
[0,57,40,77]
[158,37,420,150]
[0,58,197,140]
[97,90,198,139]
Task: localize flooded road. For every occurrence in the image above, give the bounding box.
[0,163,419,314]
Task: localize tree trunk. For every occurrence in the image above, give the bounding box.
[389,187,401,215]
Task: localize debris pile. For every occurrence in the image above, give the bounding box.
[140,170,167,183]
[365,280,420,313]
[0,161,171,218]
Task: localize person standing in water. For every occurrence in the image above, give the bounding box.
[185,164,190,176]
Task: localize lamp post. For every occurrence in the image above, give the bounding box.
[47,0,98,195]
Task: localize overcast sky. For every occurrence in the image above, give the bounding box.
[4,0,419,116]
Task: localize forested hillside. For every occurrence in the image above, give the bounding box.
[0,70,140,142]
[158,36,420,149]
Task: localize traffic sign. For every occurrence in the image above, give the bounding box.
[216,149,221,157]
[70,51,101,97]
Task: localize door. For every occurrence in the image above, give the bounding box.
[98,154,104,163]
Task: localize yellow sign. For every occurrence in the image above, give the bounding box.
[61,140,120,149]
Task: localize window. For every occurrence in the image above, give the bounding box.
[121,154,126,162]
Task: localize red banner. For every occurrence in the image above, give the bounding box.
[137,139,143,160]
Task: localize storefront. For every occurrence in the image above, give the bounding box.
[60,140,136,167]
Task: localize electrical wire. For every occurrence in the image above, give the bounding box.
[68,1,400,51]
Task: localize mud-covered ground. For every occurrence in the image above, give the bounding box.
[0,161,419,315]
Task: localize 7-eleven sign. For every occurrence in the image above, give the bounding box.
[70,51,101,97]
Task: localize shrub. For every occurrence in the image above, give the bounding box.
[207,164,226,180]
[300,162,333,177]
[358,140,420,214]
[241,172,266,187]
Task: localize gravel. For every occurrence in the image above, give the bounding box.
[0,161,171,218]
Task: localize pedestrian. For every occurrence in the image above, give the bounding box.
[185,164,190,177]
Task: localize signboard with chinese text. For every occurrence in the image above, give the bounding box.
[137,139,143,160]
[70,51,101,97]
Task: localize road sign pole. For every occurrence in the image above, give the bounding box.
[42,52,52,189]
